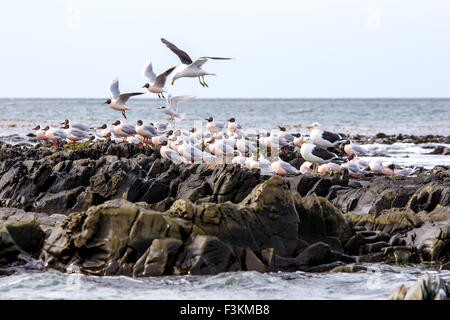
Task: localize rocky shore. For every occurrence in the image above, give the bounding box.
[0,140,449,284]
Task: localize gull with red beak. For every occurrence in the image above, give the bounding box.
[111,120,137,143]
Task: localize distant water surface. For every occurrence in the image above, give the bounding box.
[0,98,449,136]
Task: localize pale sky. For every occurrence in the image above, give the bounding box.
[1,0,449,98]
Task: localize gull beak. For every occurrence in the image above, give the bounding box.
[300,140,306,145]
[306,125,313,129]
[171,79,175,85]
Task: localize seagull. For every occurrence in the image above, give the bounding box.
[60,119,90,132]
[300,137,340,173]
[318,162,341,173]
[278,126,295,142]
[262,132,289,150]
[44,126,67,146]
[161,37,232,87]
[227,118,242,133]
[97,124,110,139]
[205,117,225,133]
[341,162,369,178]
[33,125,49,144]
[61,124,92,146]
[307,122,345,148]
[342,140,368,157]
[136,120,158,145]
[105,78,144,119]
[234,135,256,155]
[160,141,188,165]
[369,159,384,175]
[348,154,369,169]
[178,140,214,164]
[150,122,169,133]
[189,128,202,140]
[157,93,195,121]
[293,134,304,149]
[300,161,313,174]
[141,60,176,99]
[151,132,170,147]
[111,120,137,143]
[205,137,234,157]
[232,151,247,166]
[271,157,299,176]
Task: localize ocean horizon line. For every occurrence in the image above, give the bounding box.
[1,97,450,101]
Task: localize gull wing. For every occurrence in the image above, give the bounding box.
[117,92,144,105]
[154,66,176,88]
[109,78,120,100]
[353,144,368,155]
[161,38,193,65]
[279,161,299,174]
[312,146,337,161]
[189,57,232,69]
[142,60,156,83]
[120,124,137,135]
[142,124,159,136]
[167,94,195,112]
[322,131,342,143]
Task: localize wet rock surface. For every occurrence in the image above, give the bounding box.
[0,141,449,276]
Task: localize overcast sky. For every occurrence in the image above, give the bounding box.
[1,0,449,98]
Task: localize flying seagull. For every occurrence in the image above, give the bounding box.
[157,93,195,121]
[105,78,144,119]
[161,37,232,87]
[141,60,176,98]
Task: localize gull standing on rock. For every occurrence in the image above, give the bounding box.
[157,93,195,121]
[160,141,188,164]
[205,117,225,133]
[318,162,341,173]
[300,137,340,173]
[105,78,144,119]
[342,140,368,157]
[33,125,49,144]
[161,38,232,87]
[111,120,137,143]
[61,124,92,146]
[300,161,313,174]
[97,124,110,139]
[307,122,344,148]
[44,126,67,146]
[271,157,299,176]
[141,60,176,99]
[136,120,159,145]
[227,118,242,133]
[278,126,295,143]
[60,119,91,132]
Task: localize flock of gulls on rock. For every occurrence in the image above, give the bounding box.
[31,38,416,178]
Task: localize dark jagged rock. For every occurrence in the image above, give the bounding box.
[0,141,449,276]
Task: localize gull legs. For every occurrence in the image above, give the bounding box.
[198,76,209,88]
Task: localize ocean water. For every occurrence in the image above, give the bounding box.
[1,264,449,300]
[0,98,449,136]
